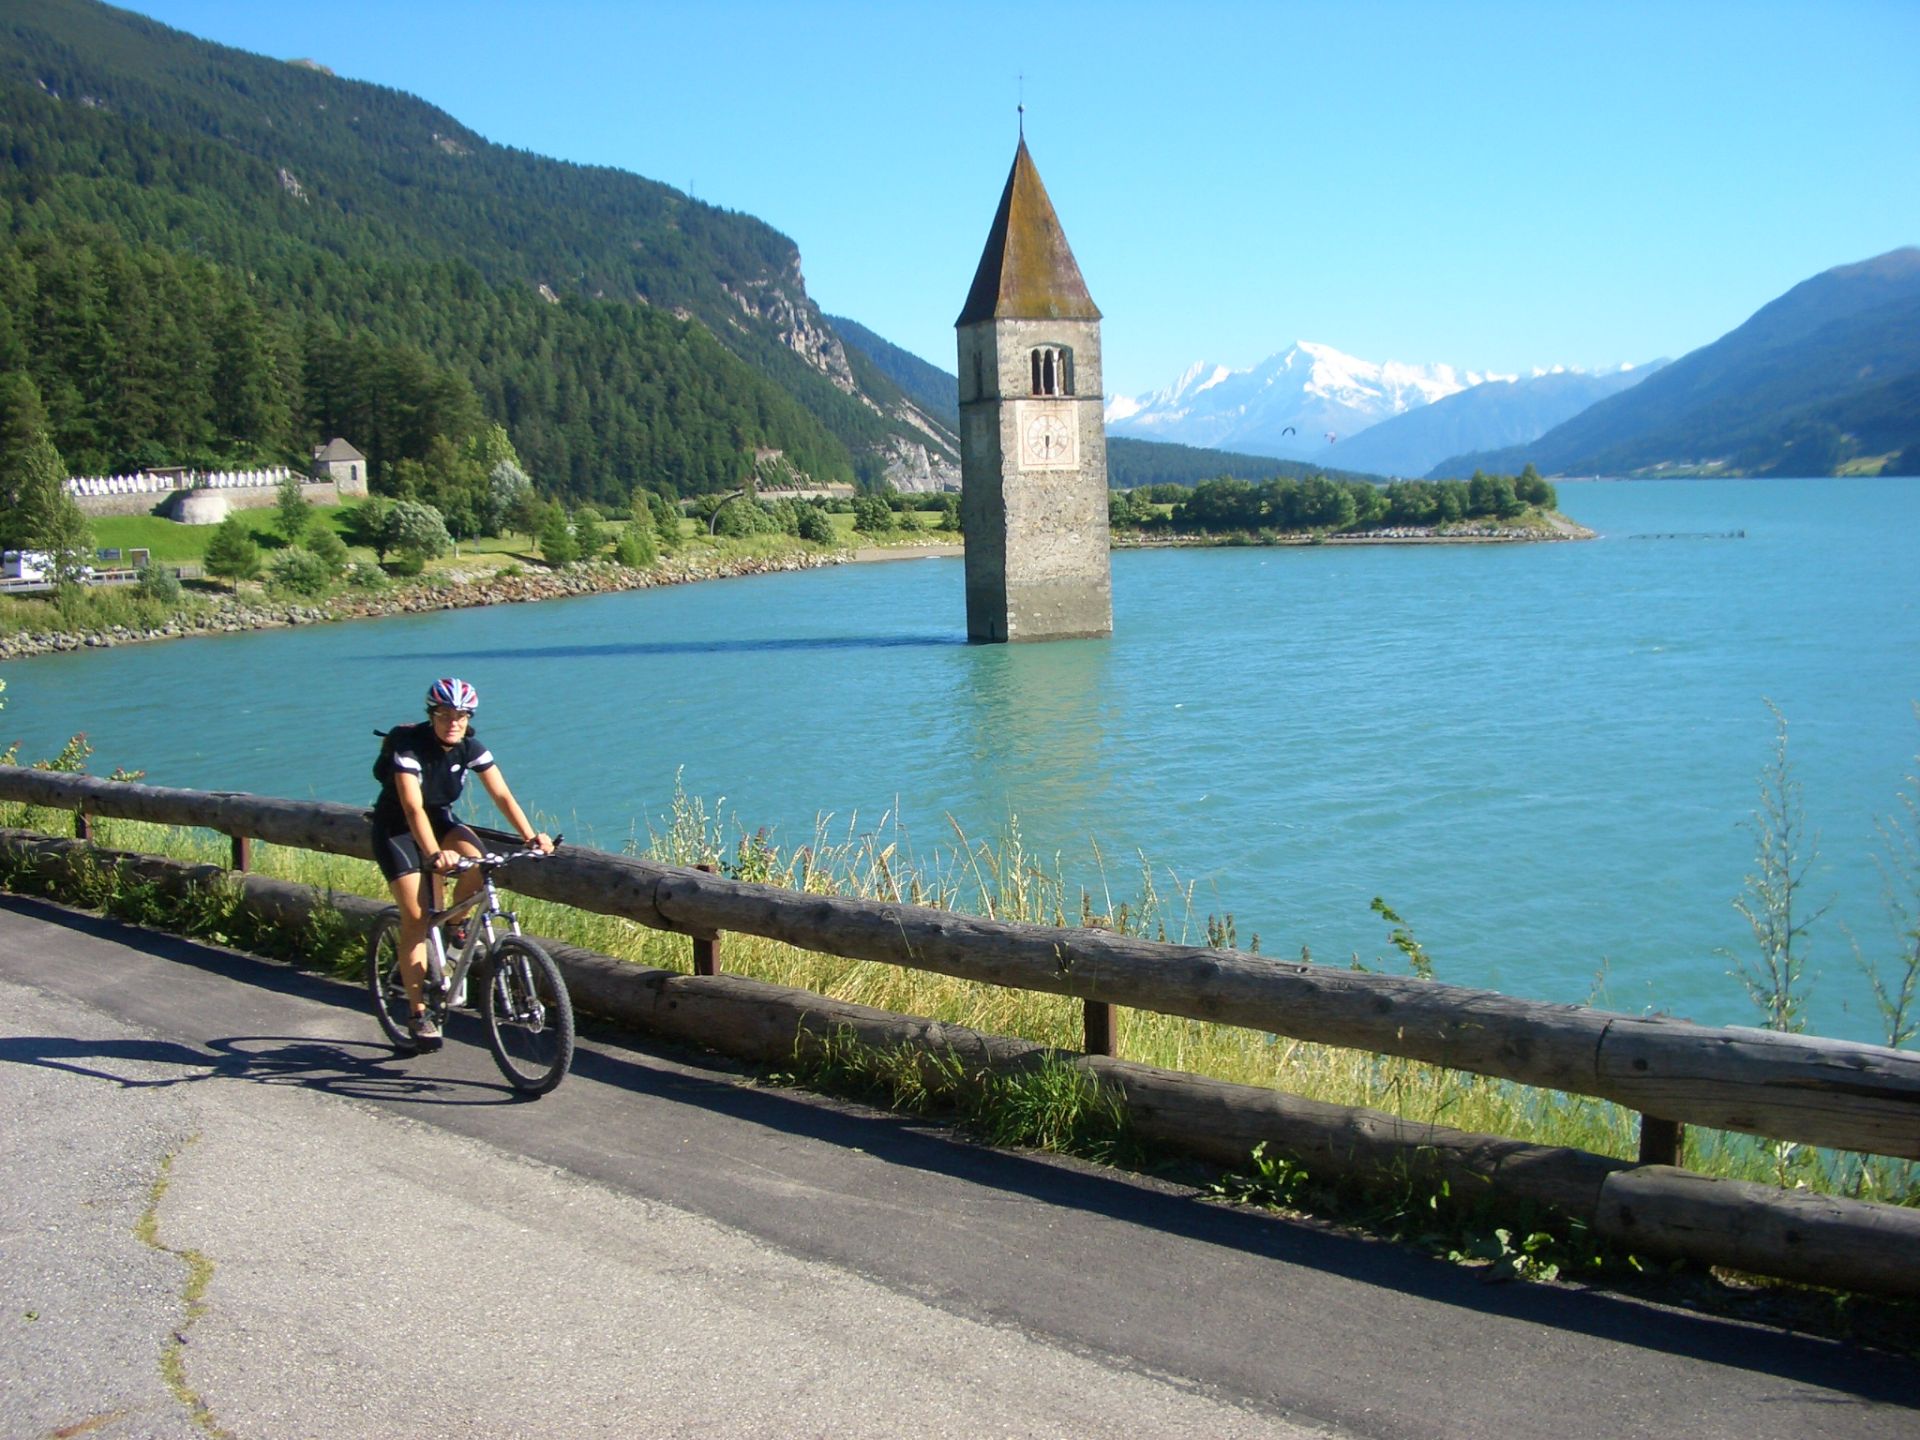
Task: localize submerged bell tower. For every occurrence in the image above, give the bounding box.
[956,136,1112,643]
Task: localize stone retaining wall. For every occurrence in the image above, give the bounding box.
[69,479,349,521]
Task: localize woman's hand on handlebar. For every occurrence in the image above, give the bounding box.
[531,832,555,855]
[431,848,462,874]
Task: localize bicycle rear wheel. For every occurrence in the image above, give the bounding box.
[481,938,575,1094]
[366,909,414,1048]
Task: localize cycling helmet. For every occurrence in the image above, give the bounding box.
[425,676,479,714]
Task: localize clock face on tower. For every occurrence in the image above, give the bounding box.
[1018,403,1078,471]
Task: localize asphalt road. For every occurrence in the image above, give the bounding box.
[1,894,1914,1439]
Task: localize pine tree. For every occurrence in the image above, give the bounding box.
[0,372,62,549]
[0,370,92,580]
[536,504,578,566]
[203,515,262,592]
[276,471,312,545]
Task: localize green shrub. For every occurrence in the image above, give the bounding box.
[270,547,333,597]
[306,526,350,579]
[795,505,835,544]
[136,563,182,603]
[612,520,656,568]
[379,500,450,562]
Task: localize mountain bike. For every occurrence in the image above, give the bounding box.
[366,840,575,1095]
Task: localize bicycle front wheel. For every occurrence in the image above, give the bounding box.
[482,937,575,1094]
[366,908,414,1048]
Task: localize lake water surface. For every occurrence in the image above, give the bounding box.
[6,477,1918,1041]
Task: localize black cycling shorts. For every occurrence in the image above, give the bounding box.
[370,807,474,883]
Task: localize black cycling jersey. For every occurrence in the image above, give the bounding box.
[371,721,495,831]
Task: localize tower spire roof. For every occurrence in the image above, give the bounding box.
[956,139,1101,326]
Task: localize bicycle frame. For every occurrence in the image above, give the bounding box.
[422,863,523,1008]
[367,838,572,1092]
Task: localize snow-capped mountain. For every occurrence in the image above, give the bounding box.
[1334,364,1662,478]
[1105,342,1512,461]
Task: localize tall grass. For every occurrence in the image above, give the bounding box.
[0,583,214,639]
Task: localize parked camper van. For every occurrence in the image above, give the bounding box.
[1,550,53,581]
[1,550,95,585]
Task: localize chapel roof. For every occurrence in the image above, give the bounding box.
[956,139,1101,327]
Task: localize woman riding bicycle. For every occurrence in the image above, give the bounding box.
[371,677,553,1048]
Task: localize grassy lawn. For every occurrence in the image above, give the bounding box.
[827,507,957,545]
[89,505,360,565]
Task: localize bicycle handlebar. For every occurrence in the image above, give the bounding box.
[449,833,564,873]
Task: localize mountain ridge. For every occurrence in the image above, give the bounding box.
[1333,365,1661,478]
[1432,247,1920,477]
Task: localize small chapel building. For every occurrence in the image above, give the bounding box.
[956,138,1113,643]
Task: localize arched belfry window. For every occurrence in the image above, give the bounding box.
[1029,345,1074,397]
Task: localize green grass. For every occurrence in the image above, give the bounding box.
[90,505,360,564]
[827,509,958,545]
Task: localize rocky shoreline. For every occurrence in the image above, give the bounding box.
[0,517,1594,662]
[0,546,850,661]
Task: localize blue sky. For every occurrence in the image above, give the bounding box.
[124,0,1920,399]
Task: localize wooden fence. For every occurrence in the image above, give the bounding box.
[4,767,1920,1294]
[7,768,1915,1159]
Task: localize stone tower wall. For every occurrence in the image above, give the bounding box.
[959,317,1112,642]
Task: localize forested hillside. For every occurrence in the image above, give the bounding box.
[1107,436,1381,488]
[0,0,937,503]
[828,315,960,433]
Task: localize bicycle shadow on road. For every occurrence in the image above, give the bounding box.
[0,1030,518,1105]
[0,895,537,1105]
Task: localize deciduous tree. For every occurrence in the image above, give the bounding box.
[379,500,451,566]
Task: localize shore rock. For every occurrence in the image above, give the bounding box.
[0,549,850,661]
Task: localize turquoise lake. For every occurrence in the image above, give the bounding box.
[5,477,1918,1041]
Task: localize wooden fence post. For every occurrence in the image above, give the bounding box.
[1084,999,1117,1058]
[230,834,252,872]
[692,862,720,976]
[1638,1115,1685,1168]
